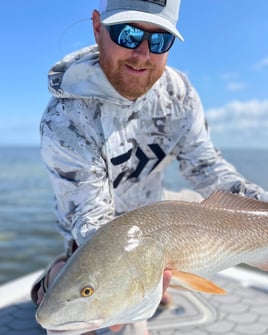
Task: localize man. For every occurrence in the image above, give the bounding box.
[32,0,268,334]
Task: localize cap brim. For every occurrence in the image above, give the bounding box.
[101,10,184,42]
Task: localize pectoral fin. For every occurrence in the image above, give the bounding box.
[170,270,226,295]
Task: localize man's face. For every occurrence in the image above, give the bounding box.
[93,11,169,101]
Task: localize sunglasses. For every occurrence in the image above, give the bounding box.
[106,23,175,54]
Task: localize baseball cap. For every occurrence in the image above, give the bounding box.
[99,0,184,41]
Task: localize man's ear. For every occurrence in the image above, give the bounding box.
[92,10,102,44]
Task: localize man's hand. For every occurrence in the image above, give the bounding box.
[163,268,172,293]
[36,260,66,305]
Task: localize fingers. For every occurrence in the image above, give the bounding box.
[109,325,124,332]
[36,260,66,305]
[47,260,66,285]
[161,269,172,306]
[163,269,172,293]
[37,286,45,305]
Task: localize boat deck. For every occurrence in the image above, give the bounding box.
[0,267,268,335]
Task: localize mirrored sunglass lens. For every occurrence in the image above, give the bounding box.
[117,25,144,48]
[150,33,165,53]
[150,33,174,54]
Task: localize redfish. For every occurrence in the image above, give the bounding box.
[36,192,268,334]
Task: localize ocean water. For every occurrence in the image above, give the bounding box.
[0,146,268,285]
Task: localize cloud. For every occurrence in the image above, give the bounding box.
[219,72,246,92]
[253,57,268,70]
[205,99,268,148]
[226,82,246,92]
[220,72,239,81]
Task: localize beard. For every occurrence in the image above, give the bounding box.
[99,49,165,100]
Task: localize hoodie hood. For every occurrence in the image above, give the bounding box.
[48,45,155,107]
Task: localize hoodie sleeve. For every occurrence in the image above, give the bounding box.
[40,98,115,248]
[177,84,268,201]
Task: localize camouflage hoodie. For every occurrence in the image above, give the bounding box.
[40,45,267,246]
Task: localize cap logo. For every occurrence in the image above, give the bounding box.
[141,0,167,7]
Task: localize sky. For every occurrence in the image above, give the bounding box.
[0,0,268,149]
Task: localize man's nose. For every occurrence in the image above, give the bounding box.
[132,40,151,59]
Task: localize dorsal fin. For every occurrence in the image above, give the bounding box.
[201,191,268,212]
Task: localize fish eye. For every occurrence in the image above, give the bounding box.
[81,285,95,297]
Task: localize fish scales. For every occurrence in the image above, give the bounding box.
[100,200,268,276]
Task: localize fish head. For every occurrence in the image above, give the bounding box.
[36,225,165,333]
